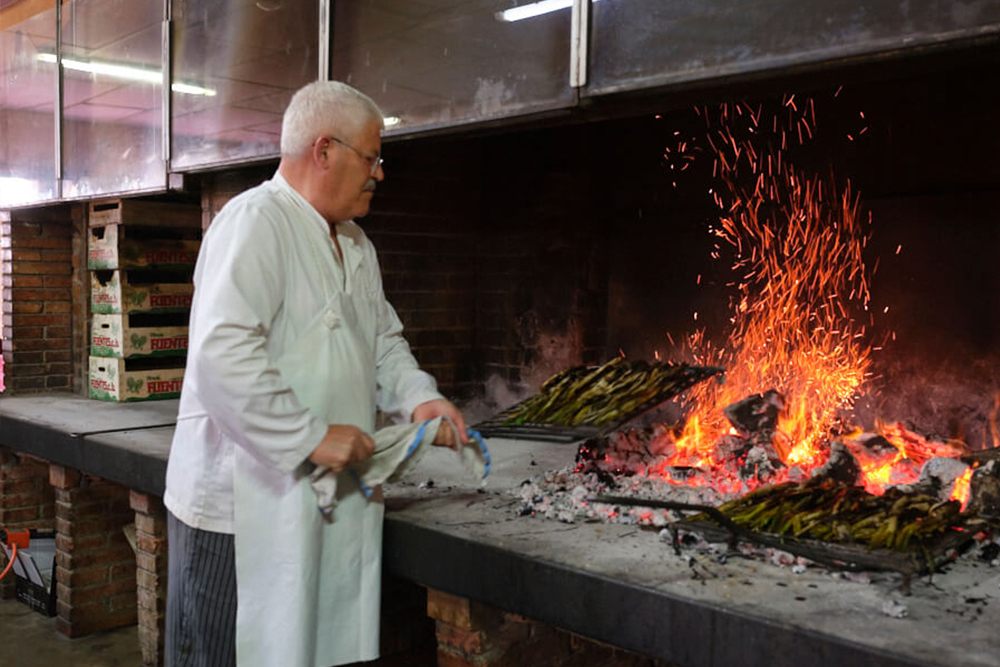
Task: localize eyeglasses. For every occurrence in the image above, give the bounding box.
[321,135,383,176]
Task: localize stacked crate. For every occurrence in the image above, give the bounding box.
[87,199,201,402]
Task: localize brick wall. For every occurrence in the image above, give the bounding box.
[0,448,55,598]
[1,206,81,393]
[472,127,608,392]
[364,141,480,399]
[427,588,676,667]
[50,465,138,637]
[130,491,168,666]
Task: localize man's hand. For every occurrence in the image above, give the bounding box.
[412,399,469,449]
[308,425,375,472]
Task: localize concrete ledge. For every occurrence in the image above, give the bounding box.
[2,393,997,667]
[1,394,171,496]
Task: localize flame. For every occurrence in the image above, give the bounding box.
[662,100,875,481]
[636,98,982,500]
[950,468,973,509]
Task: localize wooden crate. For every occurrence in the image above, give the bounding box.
[88,224,201,270]
[91,313,189,359]
[89,356,185,402]
[91,270,194,314]
[88,198,201,228]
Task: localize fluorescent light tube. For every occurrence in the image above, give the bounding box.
[37,53,217,97]
[496,0,603,23]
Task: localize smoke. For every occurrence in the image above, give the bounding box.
[849,350,1000,451]
[459,374,533,426]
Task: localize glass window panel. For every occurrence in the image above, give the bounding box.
[60,0,164,198]
[1,0,57,207]
[170,0,318,170]
[332,1,575,135]
[587,0,1000,96]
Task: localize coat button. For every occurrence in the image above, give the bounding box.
[323,309,340,329]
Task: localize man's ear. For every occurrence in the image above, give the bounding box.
[312,137,329,168]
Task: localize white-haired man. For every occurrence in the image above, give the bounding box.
[164,81,467,667]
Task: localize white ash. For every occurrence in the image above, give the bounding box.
[881,598,909,619]
[513,422,994,580]
[839,570,873,585]
[920,457,971,492]
[516,464,730,526]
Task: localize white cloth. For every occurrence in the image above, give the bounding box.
[164,171,444,667]
[310,417,490,518]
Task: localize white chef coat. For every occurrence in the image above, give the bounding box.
[164,171,446,667]
[164,171,443,534]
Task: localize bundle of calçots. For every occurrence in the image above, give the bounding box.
[688,477,968,552]
[503,357,721,428]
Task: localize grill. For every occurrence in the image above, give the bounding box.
[475,362,724,442]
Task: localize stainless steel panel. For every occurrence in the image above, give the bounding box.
[0,0,58,207]
[332,1,576,136]
[59,0,165,198]
[169,0,318,171]
[586,0,1000,96]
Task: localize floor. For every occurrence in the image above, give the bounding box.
[0,594,437,666]
[0,595,142,666]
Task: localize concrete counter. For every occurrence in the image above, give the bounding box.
[2,393,998,667]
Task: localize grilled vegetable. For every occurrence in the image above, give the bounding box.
[686,477,972,553]
[503,359,723,428]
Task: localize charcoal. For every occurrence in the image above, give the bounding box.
[969,460,1000,518]
[979,541,1000,562]
[740,445,780,483]
[919,457,970,491]
[851,433,898,465]
[723,389,785,438]
[712,434,752,463]
[810,441,862,486]
[666,466,699,481]
[575,437,605,464]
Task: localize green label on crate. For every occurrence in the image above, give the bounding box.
[91,342,121,357]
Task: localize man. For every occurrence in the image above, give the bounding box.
[164,81,467,667]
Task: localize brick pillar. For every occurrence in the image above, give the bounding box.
[50,464,138,637]
[428,589,552,667]
[0,207,76,393]
[427,588,674,667]
[0,448,55,598]
[130,491,168,667]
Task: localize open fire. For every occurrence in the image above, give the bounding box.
[600,96,991,503]
[517,93,1000,554]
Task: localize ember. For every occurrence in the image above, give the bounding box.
[621,97,977,498]
[516,92,997,565]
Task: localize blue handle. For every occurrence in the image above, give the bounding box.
[467,428,490,479]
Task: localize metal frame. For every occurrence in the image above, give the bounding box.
[319,0,331,81]
[162,0,172,169]
[570,0,589,88]
[54,0,63,200]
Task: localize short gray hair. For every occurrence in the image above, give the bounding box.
[280,81,384,157]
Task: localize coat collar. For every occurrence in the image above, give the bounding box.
[270,171,364,288]
[271,171,360,250]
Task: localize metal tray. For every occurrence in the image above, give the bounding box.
[474,363,724,443]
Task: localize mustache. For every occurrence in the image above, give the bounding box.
[363,179,377,192]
